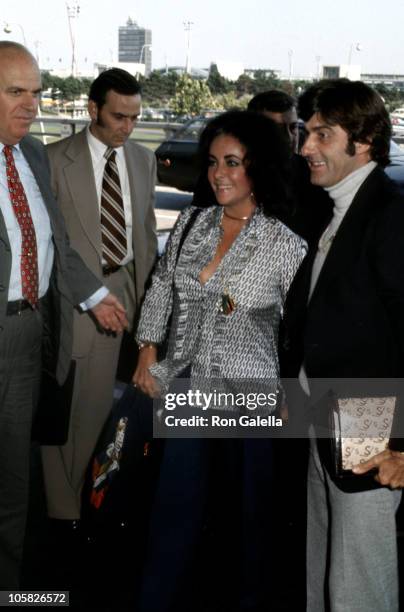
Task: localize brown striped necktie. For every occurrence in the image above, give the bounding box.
[100,147,127,265]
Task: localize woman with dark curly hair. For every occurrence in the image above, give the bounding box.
[133,110,306,611]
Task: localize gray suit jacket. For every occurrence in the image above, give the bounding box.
[0,135,102,383]
[46,129,157,347]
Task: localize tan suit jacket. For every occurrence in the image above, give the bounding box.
[46,129,157,345]
[42,129,157,519]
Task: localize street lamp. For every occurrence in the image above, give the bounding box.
[348,42,362,65]
[33,40,41,64]
[3,22,27,45]
[139,43,152,66]
[138,44,152,78]
[315,55,322,80]
[66,1,80,76]
[183,21,194,74]
[288,49,294,81]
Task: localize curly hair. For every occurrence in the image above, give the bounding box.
[298,79,391,167]
[197,110,293,218]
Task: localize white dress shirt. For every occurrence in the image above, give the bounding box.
[0,142,107,308]
[0,143,54,301]
[86,127,134,266]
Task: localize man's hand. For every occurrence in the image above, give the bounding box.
[91,293,129,333]
[352,449,404,489]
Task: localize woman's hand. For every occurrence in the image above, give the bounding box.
[132,345,161,398]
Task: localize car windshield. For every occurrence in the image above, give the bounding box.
[175,119,206,141]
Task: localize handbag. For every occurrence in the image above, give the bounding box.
[82,384,163,528]
[80,385,164,607]
[312,390,404,492]
[330,394,397,478]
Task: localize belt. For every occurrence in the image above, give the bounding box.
[6,299,35,316]
[102,264,122,276]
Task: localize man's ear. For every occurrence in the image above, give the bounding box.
[88,100,98,121]
[355,141,371,156]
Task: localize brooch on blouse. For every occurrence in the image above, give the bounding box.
[219,288,236,315]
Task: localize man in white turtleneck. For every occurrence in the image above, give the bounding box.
[281,79,404,612]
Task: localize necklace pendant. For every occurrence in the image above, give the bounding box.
[220,291,236,315]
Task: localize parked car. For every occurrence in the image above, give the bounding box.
[141,107,166,121]
[391,115,404,139]
[155,116,211,192]
[391,107,404,118]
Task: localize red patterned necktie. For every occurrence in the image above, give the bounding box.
[3,145,39,306]
[100,147,127,265]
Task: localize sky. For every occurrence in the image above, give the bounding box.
[3,0,404,78]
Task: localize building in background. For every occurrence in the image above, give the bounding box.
[321,64,361,81]
[119,17,152,76]
[362,73,404,92]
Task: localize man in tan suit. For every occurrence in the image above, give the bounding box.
[41,68,157,527]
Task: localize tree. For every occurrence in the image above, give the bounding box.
[207,64,231,95]
[41,71,92,102]
[140,70,179,106]
[235,74,256,97]
[170,74,215,116]
[252,69,281,93]
[213,92,249,111]
[374,84,404,110]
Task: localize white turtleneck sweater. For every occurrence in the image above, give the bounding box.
[299,160,377,395]
[308,161,377,299]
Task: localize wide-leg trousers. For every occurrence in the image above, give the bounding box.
[307,439,402,612]
[138,437,274,612]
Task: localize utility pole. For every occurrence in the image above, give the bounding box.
[66,1,80,76]
[183,21,194,74]
[315,55,322,80]
[288,49,294,81]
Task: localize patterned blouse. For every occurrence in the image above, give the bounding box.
[136,205,306,392]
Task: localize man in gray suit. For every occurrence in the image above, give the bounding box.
[0,41,127,588]
[41,69,157,526]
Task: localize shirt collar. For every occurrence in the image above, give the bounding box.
[1,142,21,153]
[86,126,123,162]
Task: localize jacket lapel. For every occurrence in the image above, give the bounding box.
[124,142,142,248]
[19,136,62,243]
[307,167,383,307]
[20,136,52,210]
[63,130,102,255]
